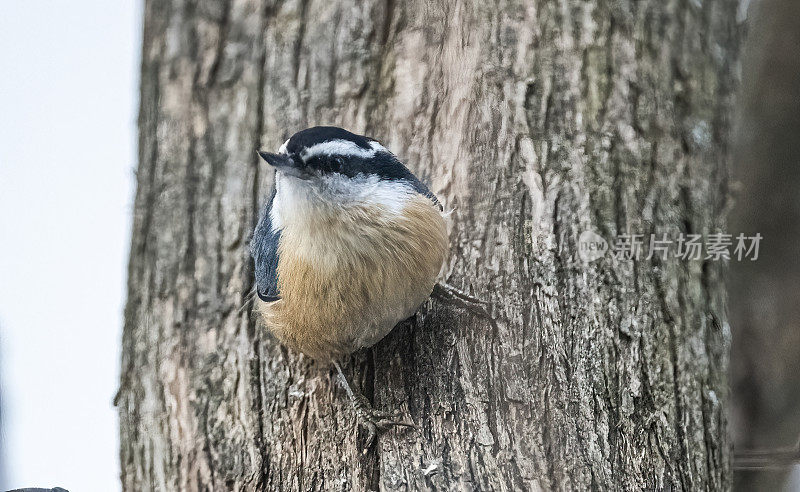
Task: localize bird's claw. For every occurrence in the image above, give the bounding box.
[353,395,416,453]
[431,282,495,321]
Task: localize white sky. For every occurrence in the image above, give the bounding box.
[0,1,141,490]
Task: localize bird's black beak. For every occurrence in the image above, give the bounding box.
[257,151,295,168]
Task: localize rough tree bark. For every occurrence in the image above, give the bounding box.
[117,0,741,490]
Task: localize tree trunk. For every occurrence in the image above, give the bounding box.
[117,0,741,490]
[729,0,800,488]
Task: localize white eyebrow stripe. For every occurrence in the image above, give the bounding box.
[300,139,385,161]
[278,138,290,154]
[368,140,388,152]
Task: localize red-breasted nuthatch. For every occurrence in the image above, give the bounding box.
[251,126,489,447]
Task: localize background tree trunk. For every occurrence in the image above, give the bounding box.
[117,0,741,490]
[729,0,800,489]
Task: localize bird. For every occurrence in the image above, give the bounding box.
[251,126,490,449]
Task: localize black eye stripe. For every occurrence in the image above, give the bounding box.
[303,154,440,207]
[302,153,396,178]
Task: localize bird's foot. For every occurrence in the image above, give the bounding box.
[333,362,416,454]
[351,393,416,453]
[431,282,494,321]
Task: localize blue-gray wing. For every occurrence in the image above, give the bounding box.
[251,188,281,302]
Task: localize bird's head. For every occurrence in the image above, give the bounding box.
[258,126,400,180]
[258,126,439,216]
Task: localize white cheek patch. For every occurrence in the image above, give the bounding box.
[270,171,415,232]
[316,173,414,214]
[269,178,284,232]
[270,172,308,232]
